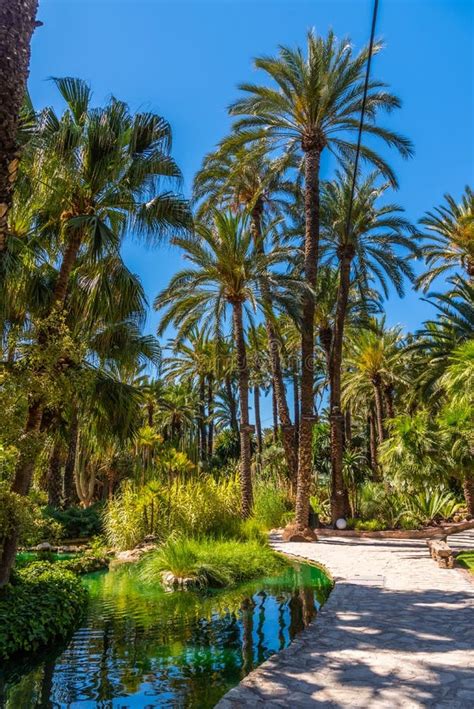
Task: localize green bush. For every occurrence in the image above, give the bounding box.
[353,519,388,531]
[139,537,287,589]
[252,484,290,529]
[0,563,88,659]
[104,476,242,550]
[44,505,103,539]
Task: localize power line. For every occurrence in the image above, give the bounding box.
[344,0,380,240]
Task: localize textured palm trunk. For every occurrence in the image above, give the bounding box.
[0,0,39,255]
[329,250,352,523]
[47,440,63,507]
[254,385,263,455]
[372,376,386,443]
[0,399,43,586]
[207,374,214,458]
[293,372,300,449]
[63,407,79,507]
[295,146,321,531]
[345,407,352,446]
[250,204,297,483]
[368,409,380,480]
[232,300,253,517]
[463,473,474,517]
[272,382,278,443]
[51,229,83,310]
[225,376,238,434]
[198,376,206,463]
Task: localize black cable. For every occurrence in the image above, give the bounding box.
[345,0,380,240]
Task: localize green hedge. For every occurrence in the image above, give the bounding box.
[0,562,88,660]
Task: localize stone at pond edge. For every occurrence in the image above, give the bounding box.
[161,571,200,591]
[282,525,317,543]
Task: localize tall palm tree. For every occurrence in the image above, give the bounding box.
[320,169,415,520]
[156,210,302,516]
[0,79,190,586]
[229,30,412,531]
[194,141,298,481]
[343,319,407,460]
[0,0,39,255]
[418,186,474,290]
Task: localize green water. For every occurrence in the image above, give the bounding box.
[1,560,331,708]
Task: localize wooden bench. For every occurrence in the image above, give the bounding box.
[427,539,455,568]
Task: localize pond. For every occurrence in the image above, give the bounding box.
[1,559,331,708]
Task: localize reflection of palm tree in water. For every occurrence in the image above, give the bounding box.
[288,591,304,637]
[240,597,255,675]
[278,600,286,650]
[39,657,55,707]
[300,586,316,627]
[255,591,267,665]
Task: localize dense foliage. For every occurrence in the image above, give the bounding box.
[0,562,87,659]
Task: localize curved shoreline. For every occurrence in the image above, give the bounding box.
[216,531,474,708]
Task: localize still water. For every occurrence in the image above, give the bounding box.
[1,560,331,708]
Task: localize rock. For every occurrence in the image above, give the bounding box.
[114,542,157,564]
[35,542,53,552]
[161,571,199,591]
[282,524,317,543]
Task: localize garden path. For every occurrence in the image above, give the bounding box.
[216,531,474,708]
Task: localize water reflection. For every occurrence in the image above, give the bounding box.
[1,561,331,708]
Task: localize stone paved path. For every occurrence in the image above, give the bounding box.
[216,532,474,708]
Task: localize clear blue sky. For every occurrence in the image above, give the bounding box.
[28,0,473,423]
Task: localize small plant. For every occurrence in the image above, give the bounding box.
[139,536,286,589]
[354,519,388,532]
[401,489,463,526]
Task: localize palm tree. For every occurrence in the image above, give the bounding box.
[0,80,190,586]
[194,141,298,481]
[343,319,407,465]
[229,30,412,531]
[0,0,39,255]
[320,169,415,519]
[163,329,215,463]
[156,210,302,516]
[418,186,474,290]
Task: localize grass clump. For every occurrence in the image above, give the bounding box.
[139,536,287,589]
[457,551,474,574]
[0,562,88,659]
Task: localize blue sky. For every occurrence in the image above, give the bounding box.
[28,0,473,422]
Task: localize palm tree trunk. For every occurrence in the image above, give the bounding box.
[372,376,386,442]
[250,204,297,483]
[225,375,238,434]
[295,145,321,532]
[345,407,352,446]
[293,372,300,449]
[51,229,83,309]
[63,408,79,507]
[368,408,380,480]
[47,440,63,507]
[463,473,474,517]
[232,300,253,517]
[198,376,206,463]
[0,399,43,586]
[207,374,214,458]
[0,0,39,254]
[272,381,278,443]
[254,385,263,455]
[329,250,352,522]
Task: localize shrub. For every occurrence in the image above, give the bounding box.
[0,563,88,659]
[104,476,242,550]
[354,519,387,531]
[44,505,103,539]
[400,489,463,526]
[139,537,287,589]
[252,484,290,529]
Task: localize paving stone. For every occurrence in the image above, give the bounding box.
[215,531,474,708]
